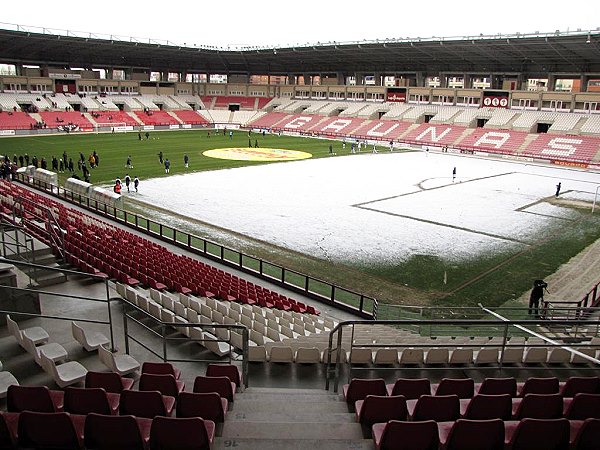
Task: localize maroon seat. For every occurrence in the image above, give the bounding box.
[139,373,185,399]
[149,416,215,450]
[119,390,175,418]
[408,395,460,422]
[504,418,570,450]
[6,385,64,412]
[64,387,119,415]
[17,411,85,450]
[84,413,152,450]
[193,375,236,402]
[433,378,475,399]
[372,420,439,450]
[460,394,513,420]
[0,412,18,450]
[85,371,135,393]
[476,377,517,397]
[386,378,431,399]
[355,395,407,428]
[512,393,564,420]
[176,391,228,423]
[343,378,387,404]
[563,393,600,420]
[570,418,600,450]
[141,362,182,380]
[206,363,242,389]
[517,377,559,397]
[559,376,600,397]
[439,418,504,450]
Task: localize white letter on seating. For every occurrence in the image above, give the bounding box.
[285,116,313,129]
[415,126,451,142]
[321,119,352,133]
[366,122,399,137]
[474,132,510,149]
[540,138,581,157]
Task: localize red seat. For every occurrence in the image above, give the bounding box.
[433,378,475,399]
[372,420,439,450]
[0,412,18,450]
[517,377,559,397]
[193,375,236,403]
[408,395,460,422]
[570,418,600,450]
[563,393,600,420]
[512,393,564,420]
[139,374,185,399]
[205,363,242,389]
[386,378,431,399]
[119,390,175,418]
[149,416,215,450]
[504,418,569,450]
[7,385,64,412]
[476,377,517,397]
[559,376,600,397]
[439,418,505,450]
[176,392,228,423]
[355,395,407,428]
[343,378,387,404]
[461,394,512,420]
[84,413,152,450]
[64,387,119,415]
[85,371,135,393]
[141,362,182,380]
[17,411,85,450]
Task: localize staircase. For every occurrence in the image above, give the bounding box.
[5,237,66,287]
[214,387,374,449]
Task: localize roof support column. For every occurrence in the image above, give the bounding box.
[463,74,473,89]
[579,74,589,92]
[546,73,556,91]
[337,72,346,85]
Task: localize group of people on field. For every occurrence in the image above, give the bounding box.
[114,173,139,194]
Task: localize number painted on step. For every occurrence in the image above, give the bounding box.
[224,440,239,447]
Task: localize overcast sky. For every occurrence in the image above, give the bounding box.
[1,0,598,49]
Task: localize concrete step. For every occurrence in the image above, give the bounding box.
[212,438,374,450]
[233,399,348,414]
[221,422,364,440]
[226,410,354,423]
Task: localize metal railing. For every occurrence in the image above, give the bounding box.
[14,175,377,319]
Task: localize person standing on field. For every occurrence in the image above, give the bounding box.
[134,176,139,192]
[124,174,131,192]
[184,153,189,168]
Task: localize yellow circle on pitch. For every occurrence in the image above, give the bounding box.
[203,148,312,161]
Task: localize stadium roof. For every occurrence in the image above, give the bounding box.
[1,27,600,78]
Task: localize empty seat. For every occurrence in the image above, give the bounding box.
[372,420,439,450]
[424,348,449,365]
[570,418,600,450]
[461,394,512,420]
[119,389,175,418]
[512,393,564,420]
[433,378,474,399]
[84,413,152,450]
[355,395,407,428]
[504,417,569,450]
[193,375,236,402]
[563,393,600,420]
[386,378,431,399]
[85,371,135,393]
[139,373,185,399]
[176,391,228,423]
[22,334,67,367]
[141,361,182,380]
[40,350,88,388]
[476,377,517,397]
[399,348,424,365]
[517,377,559,396]
[7,385,64,412]
[0,371,18,400]
[0,412,18,450]
[295,347,322,364]
[6,314,49,345]
[64,387,119,415]
[559,376,600,397]
[408,395,460,422]
[373,348,399,365]
[149,416,215,450]
[343,378,387,404]
[98,345,140,376]
[206,363,242,389]
[18,411,85,450]
[348,348,374,364]
[438,418,504,450]
[71,322,110,352]
[269,346,294,363]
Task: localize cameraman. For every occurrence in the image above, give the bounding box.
[529,279,548,318]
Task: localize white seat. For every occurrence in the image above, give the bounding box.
[40,350,87,388]
[373,348,399,365]
[202,333,232,357]
[269,346,294,363]
[500,346,524,364]
[6,314,49,346]
[115,282,127,298]
[248,345,267,362]
[295,347,322,364]
[250,329,265,346]
[0,370,19,399]
[571,347,596,364]
[174,302,187,318]
[149,288,162,303]
[71,322,109,352]
[522,347,548,364]
[348,348,373,364]
[547,347,571,364]
[425,348,449,365]
[98,344,140,376]
[399,348,424,365]
[21,334,67,367]
[474,347,500,365]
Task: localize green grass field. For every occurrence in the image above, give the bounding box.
[3,128,600,314]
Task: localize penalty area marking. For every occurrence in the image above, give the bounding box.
[203,147,312,161]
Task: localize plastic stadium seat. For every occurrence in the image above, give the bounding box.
[7,385,64,412]
[408,395,460,422]
[206,363,243,389]
[504,418,569,450]
[559,376,600,397]
[563,393,600,420]
[85,371,135,393]
[570,418,600,450]
[40,350,88,388]
[433,378,475,399]
[386,378,431,399]
[355,395,407,428]
[176,392,228,423]
[438,418,505,450]
[149,416,215,450]
[343,378,387,404]
[517,377,559,397]
[119,390,175,418]
[141,361,182,380]
[476,377,517,397]
[139,373,185,399]
[71,322,110,352]
[5,314,49,346]
[193,375,236,402]
[17,411,85,450]
[460,394,512,420]
[0,369,18,399]
[372,420,439,450]
[64,387,119,415]
[0,412,18,450]
[512,393,564,420]
[98,345,140,376]
[84,413,152,450]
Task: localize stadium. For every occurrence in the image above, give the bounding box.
[1,18,600,449]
